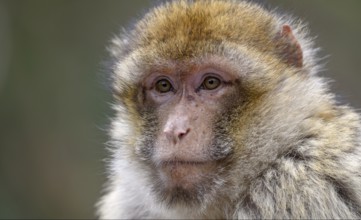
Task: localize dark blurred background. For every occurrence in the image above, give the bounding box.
[0,0,360,218]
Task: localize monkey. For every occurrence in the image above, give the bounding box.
[96,0,361,219]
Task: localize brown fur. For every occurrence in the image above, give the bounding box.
[98,1,361,219]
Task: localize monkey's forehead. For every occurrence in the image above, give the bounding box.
[129,0,279,59]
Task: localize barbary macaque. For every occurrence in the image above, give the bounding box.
[97,1,361,219]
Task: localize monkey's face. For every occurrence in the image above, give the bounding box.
[109,0,308,209]
[135,61,241,205]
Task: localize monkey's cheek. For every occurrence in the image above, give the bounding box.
[157,163,214,190]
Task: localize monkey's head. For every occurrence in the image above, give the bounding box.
[109,0,322,210]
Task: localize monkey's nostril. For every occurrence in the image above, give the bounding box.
[178,128,190,139]
[164,128,190,144]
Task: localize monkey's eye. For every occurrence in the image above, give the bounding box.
[202,76,221,90]
[155,79,173,93]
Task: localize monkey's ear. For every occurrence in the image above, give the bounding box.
[275,25,303,68]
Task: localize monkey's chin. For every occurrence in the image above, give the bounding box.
[157,161,214,190]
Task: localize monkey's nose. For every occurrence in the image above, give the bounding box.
[164,128,190,144]
[177,128,190,139]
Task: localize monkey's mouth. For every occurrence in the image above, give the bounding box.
[157,160,215,189]
[160,160,209,166]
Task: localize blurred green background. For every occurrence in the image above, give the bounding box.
[0,0,360,218]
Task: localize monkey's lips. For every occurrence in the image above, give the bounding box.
[157,160,215,189]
